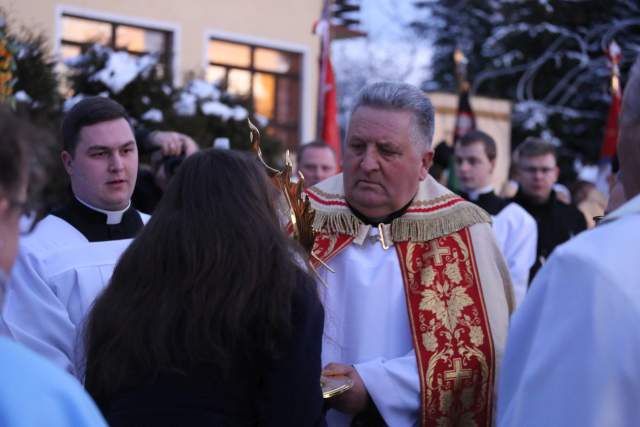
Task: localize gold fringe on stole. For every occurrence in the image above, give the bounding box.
[312,211,361,235]
[392,205,491,242]
[312,202,491,242]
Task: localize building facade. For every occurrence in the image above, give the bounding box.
[2,0,322,148]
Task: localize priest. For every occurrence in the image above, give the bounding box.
[454,130,537,306]
[1,97,149,378]
[308,82,513,426]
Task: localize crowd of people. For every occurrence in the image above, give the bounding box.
[0,55,638,426]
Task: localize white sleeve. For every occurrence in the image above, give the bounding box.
[355,350,420,427]
[497,246,640,427]
[1,247,77,377]
[492,204,537,308]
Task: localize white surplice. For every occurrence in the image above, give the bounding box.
[498,193,640,427]
[1,213,148,378]
[319,226,416,426]
[320,223,511,427]
[491,202,537,308]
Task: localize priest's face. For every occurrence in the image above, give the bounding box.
[343,106,433,219]
[62,118,138,211]
[454,141,495,192]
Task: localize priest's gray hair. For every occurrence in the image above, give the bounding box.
[349,81,435,151]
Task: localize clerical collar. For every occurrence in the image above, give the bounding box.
[347,198,414,227]
[52,196,144,242]
[463,185,494,202]
[75,196,130,225]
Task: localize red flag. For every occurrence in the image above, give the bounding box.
[453,84,476,143]
[314,3,341,165]
[320,56,341,163]
[600,41,622,161]
[600,90,621,160]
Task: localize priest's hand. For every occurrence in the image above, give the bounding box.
[322,362,368,415]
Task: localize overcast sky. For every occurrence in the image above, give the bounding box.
[333,0,433,87]
[360,0,419,41]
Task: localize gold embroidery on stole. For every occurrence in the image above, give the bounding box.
[398,228,495,426]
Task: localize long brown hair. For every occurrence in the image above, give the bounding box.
[84,149,310,407]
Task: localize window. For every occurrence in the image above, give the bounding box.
[60,14,173,79]
[207,38,302,150]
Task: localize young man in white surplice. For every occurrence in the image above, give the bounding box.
[1,97,150,379]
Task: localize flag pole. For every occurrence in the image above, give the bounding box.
[600,40,622,161]
[315,0,331,141]
[313,0,342,163]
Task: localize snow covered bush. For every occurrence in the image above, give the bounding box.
[64,44,281,159]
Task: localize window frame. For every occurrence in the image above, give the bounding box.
[203,30,310,150]
[55,5,181,85]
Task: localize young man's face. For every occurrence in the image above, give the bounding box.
[454,141,494,192]
[517,153,559,203]
[62,118,138,210]
[298,147,338,188]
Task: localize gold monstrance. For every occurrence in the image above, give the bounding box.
[248,119,317,256]
[248,120,352,399]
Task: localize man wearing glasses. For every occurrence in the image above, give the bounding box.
[511,138,586,281]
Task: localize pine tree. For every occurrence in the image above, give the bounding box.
[6,26,62,119]
[412,0,498,93]
[412,0,640,168]
[64,44,282,162]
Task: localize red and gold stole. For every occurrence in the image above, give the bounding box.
[396,230,494,426]
[307,174,495,426]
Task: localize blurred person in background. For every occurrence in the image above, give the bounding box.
[570,180,606,229]
[132,131,199,214]
[0,107,106,426]
[454,130,537,307]
[296,141,338,188]
[511,138,587,281]
[428,141,453,185]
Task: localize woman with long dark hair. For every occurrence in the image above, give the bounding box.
[84,149,325,426]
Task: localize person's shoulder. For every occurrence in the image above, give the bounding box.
[19,214,86,254]
[529,217,640,325]
[550,216,639,282]
[0,338,106,426]
[553,197,584,215]
[292,268,323,316]
[551,198,587,227]
[294,268,320,302]
[497,202,536,226]
[466,220,496,242]
[305,174,346,204]
[0,337,63,379]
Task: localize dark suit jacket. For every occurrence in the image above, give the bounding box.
[512,189,587,281]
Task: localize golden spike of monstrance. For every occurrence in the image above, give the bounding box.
[248,119,319,258]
